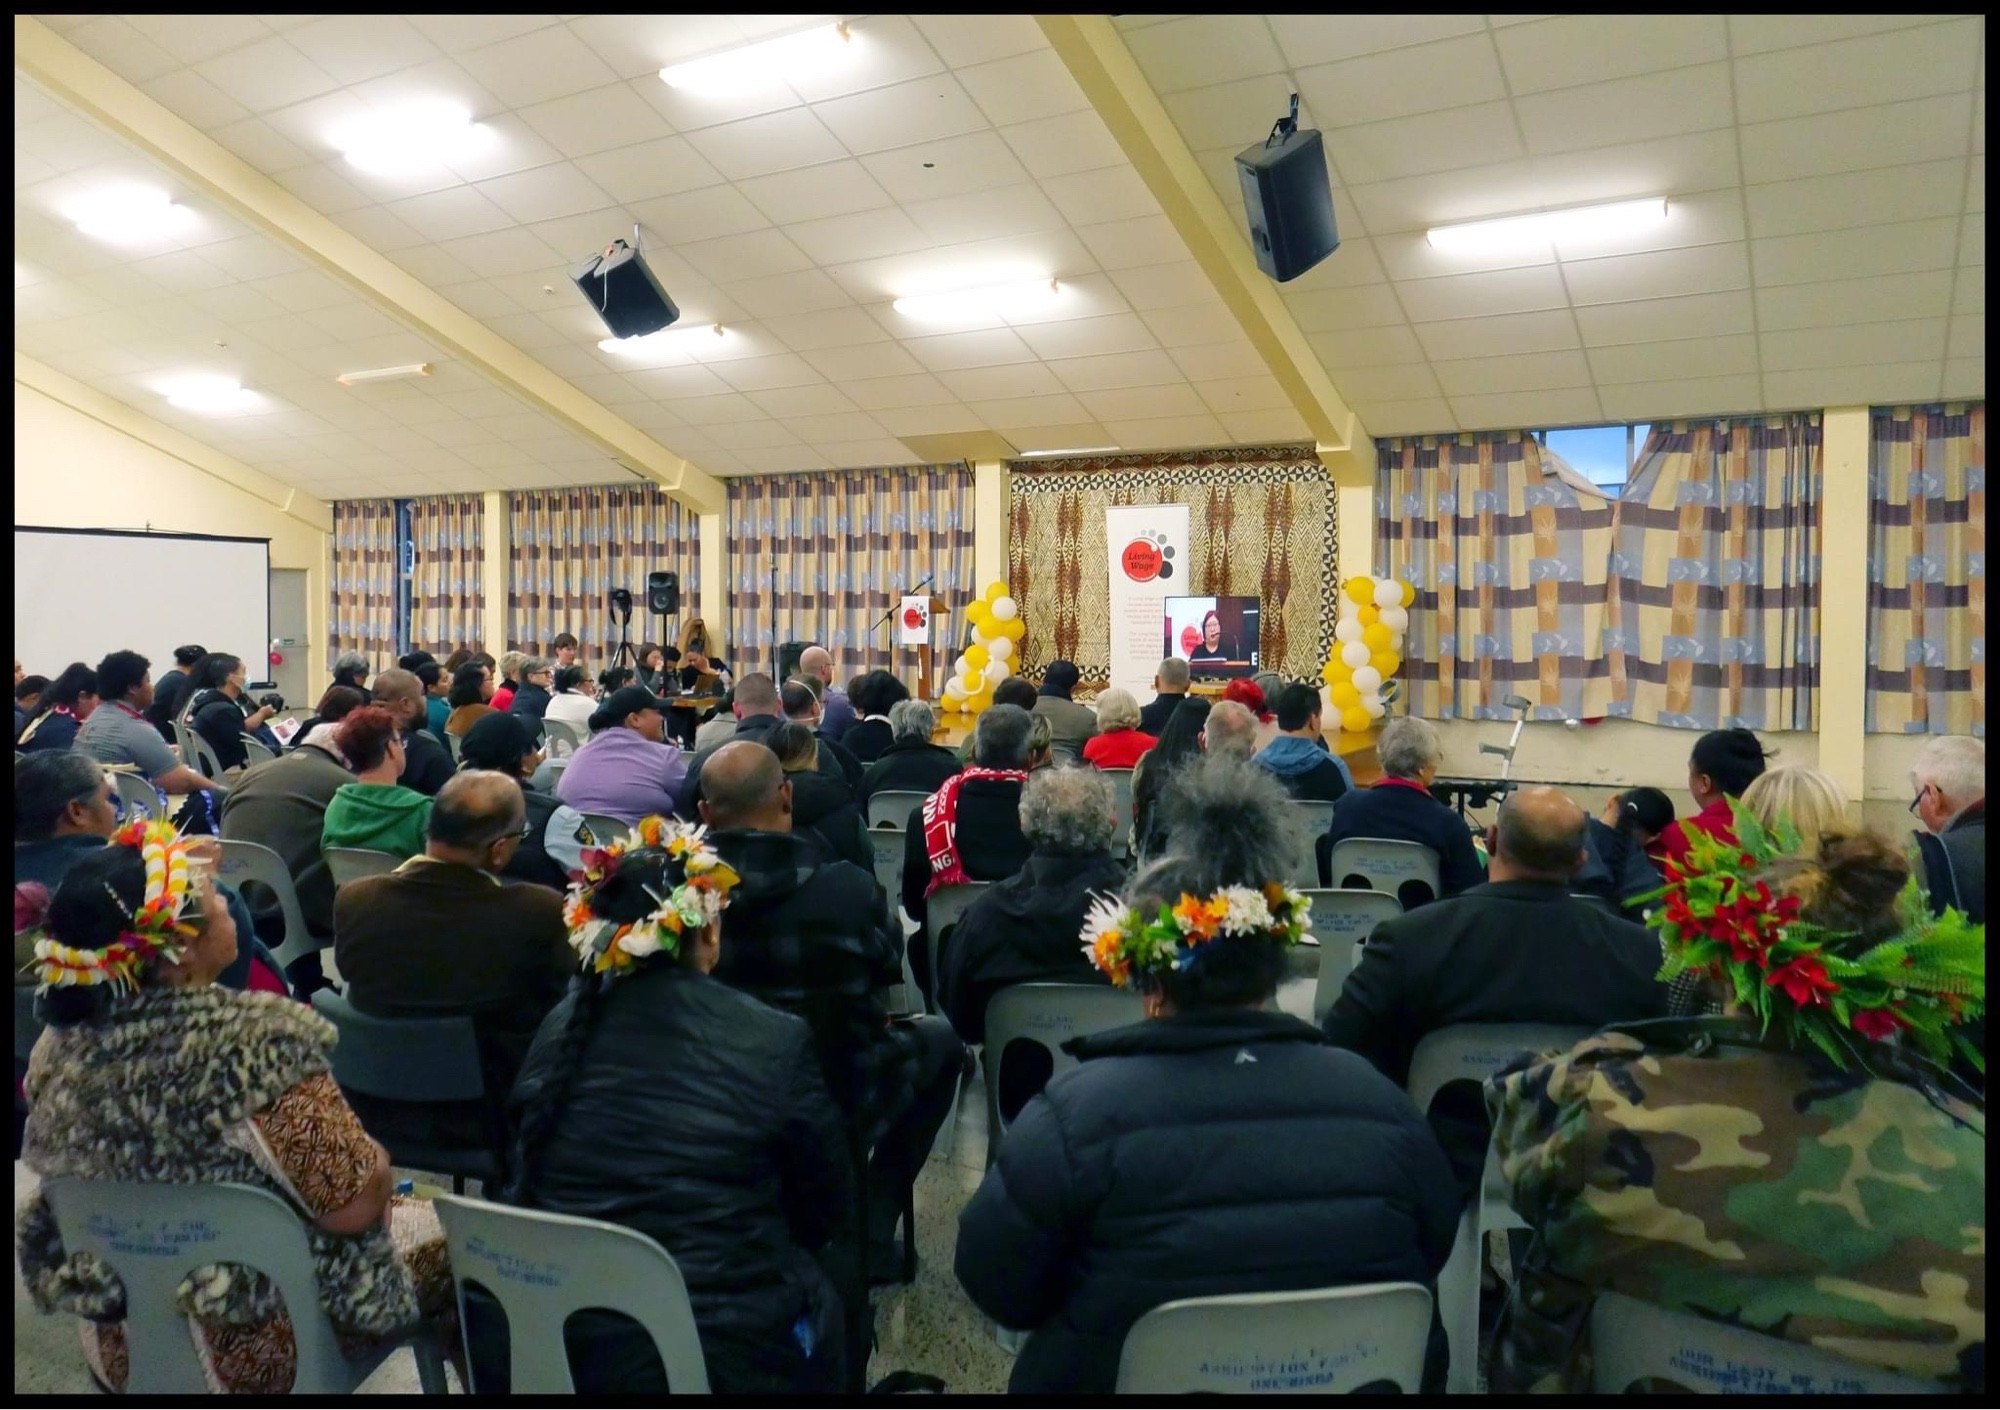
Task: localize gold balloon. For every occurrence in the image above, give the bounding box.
[984,580,1009,603]
[1362,623,1394,651]
[965,600,991,627]
[965,643,990,670]
[1400,580,1416,608]
[1343,577,1374,606]
[1340,705,1372,734]
[1330,682,1361,710]
[1370,650,1401,677]
[998,617,1025,642]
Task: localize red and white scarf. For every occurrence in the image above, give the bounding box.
[921,766,1028,896]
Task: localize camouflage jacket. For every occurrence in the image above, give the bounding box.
[1486,1017,1985,1392]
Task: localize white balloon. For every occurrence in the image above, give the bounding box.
[1378,605,1409,633]
[1340,640,1371,670]
[1337,596,1362,621]
[1361,693,1387,719]
[1373,577,1403,608]
[990,635,1015,661]
[953,654,971,676]
[1334,618,1363,644]
[983,659,1008,684]
[1351,666,1383,694]
[991,595,1018,622]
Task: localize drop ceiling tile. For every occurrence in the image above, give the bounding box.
[473,164,616,224]
[666,391,761,426]
[1728,14,1966,56]
[138,68,255,130]
[384,185,517,242]
[1107,261,1220,312]
[956,48,1090,128]
[1575,290,1756,346]
[1122,14,1286,94]
[1269,14,1488,68]
[738,383,860,420]
[703,420,812,450]
[672,228,812,285]
[1192,377,1295,415]
[1533,131,1744,213]
[457,24,619,109]
[1167,340,1272,381]
[1494,14,1726,95]
[731,446,828,474]
[760,305,895,351]
[1744,160,1969,240]
[515,83,674,160]
[205,115,317,173]
[618,187,767,248]
[906,184,1068,245]
[999,110,1127,180]
[1296,34,1507,129]
[1761,318,1948,371]
[1103,413,1231,451]
[1952,268,1984,316]
[798,341,926,381]
[1739,93,1974,183]
[1959,213,1984,265]
[842,372,960,409]
[859,130,1033,203]
[1562,243,1753,305]
[776,411,887,443]
[278,14,441,84]
[1309,324,1428,369]
[1762,363,1941,409]
[1939,357,1984,398]
[936,362,1064,400]
[966,393,1092,428]
[1013,313,1160,360]
[269,159,375,213]
[1734,18,1981,125]
[60,17,185,85]
[1395,265,1571,323]
[684,107,849,181]
[565,136,723,205]
[1352,396,1455,435]
[1450,386,1604,429]
[1413,309,1582,361]
[733,160,894,225]
[1555,189,1746,263]
[125,13,273,66]
[1160,74,1310,153]
[1964,161,1984,215]
[247,269,355,313]
[1076,214,1192,270]
[1285,284,1410,333]
[1328,363,1444,402]
[815,437,923,469]
[874,402,986,436]
[1218,406,1313,443]
[1598,374,1764,422]
[902,327,1039,371]
[1752,218,1960,286]
[704,351,824,393]
[434,227,566,278]
[784,208,935,265]
[1589,334,1759,383]
[1435,349,1597,397]
[1046,349,1187,393]
[1515,63,1734,156]
[721,269,856,319]
[1342,156,1543,236]
[1077,382,1211,420]
[811,74,989,156]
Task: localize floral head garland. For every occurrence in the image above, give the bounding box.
[1081,881,1314,988]
[561,815,740,977]
[1648,800,1985,1073]
[30,820,201,993]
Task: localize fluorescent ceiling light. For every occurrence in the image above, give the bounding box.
[1426,198,1669,253]
[893,278,1064,326]
[598,324,730,357]
[62,186,197,245]
[1018,446,1120,458]
[336,363,431,386]
[660,23,852,94]
[332,100,492,177]
[159,375,258,415]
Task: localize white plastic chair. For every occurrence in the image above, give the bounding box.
[40,1177,446,1396]
[241,737,276,767]
[1302,889,1403,1022]
[432,1194,710,1395]
[540,718,582,759]
[577,813,632,847]
[866,789,929,830]
[324,846,401,888]
[1115,1282,1433,1395]
[1407,1022,1595,1394]
[981,982,1143,1152]
[446,732,463,763]
[216,839,318,970]
[108,768,167,823]
[1099,768,1135,858]
[178,723,229,781]
[1590,1290,1945,1395]
[1326,837,1442,908]
[924,881,991,1013]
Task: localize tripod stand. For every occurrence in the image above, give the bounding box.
[607,589,638,674]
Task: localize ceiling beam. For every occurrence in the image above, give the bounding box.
[1037,14,1371,462]
[15,15,725,516]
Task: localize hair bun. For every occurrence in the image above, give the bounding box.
[1812,832,1909,915]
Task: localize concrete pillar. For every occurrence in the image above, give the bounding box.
[972,457,1010,592]
[1818,406,1870,819]
[481,490,508,653]
[698,509,726,638]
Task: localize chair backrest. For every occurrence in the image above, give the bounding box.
[1589,1290,1945,1396]
[1282,799,1338,889]
[1406,1022,1596,1118]
[171,718,198,764]
[41,1178,354,1395]
[1326,836,1442,908]
[215,839,316,969]
[1289,797,1337,834]
[924,881,990,1004]
[309,988,485,1102]
[446,731,463,763]
[241,737,276,767]
[324,846,402,888]
[1096,767,1135,855]
[180,725,227,781]
[432,1194,710,1394]
[108,768,167,824]
[14,985,42,1063]
[540,718,582,758]
[1116,1281,1433,1395]
[982,982,1143,1138]
[866,789,929,830]
[1302,889,1403,1022]
[578,813,632,846]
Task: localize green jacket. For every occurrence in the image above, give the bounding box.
[321,782,432,861]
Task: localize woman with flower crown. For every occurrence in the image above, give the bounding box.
[953,757,1461,1394]
[1486,810,1986,1393]
[487,815,853,1394]
[15,822,457,1393]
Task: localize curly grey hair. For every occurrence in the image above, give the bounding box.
[1094,686,1141,732]
[332,651,369,680]
[973,702,1033,768]
[1378,716,1441,780]
[1019,765,1115,854]
[1138,755,1302,909]
[889,697,936,744]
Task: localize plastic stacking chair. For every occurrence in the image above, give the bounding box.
[108,769,167,824]
[241,737,276,767]
[1282,800,1338,888]
[540,719,582,759]
[433,1194,710,1394]
[446,732,463,763]
[981,983,1142,1154]
[1302,889,1403,1022]
[923,881,991,1013]
[1326,837,1442,909]
[1590,1291,1945,1395]
[216,839,318,970]
[177,724,229,781]
[578,814,632,846]
[866,790,929,830]
[1099,768,1135,858]
[324,847,401,888]
[1116,1282,1433,1395]
[40,1178,447,1396]
[1408,1022,1595,1394]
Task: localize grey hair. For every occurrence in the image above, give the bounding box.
[333,651,369,678]
[1252,670,1283,703]
[889,697,936,743]
[1137,756,1301,906]
[499,650,528,680]
[518,655,550,676]
[1094,686,1141,732]
[1379,715,1441,779]
[1019,765,1115,854]
[973,702,1033,768]
[1912,735,1984,807]
[1027,711,1053,759]
[1203,700,1258,759]
[1156,657,1190,689]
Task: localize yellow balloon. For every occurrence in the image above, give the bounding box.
[965,599,991,627]
[1400,581,1416,608]
[1320,659,1341,685]
[1343,577,1374,607]
[1358,604,1380,628]
[1362,622,1393,652]
[1330,682,1361,710]
[1340,705,1372,734]
[984,580,1009,603]
[965,643,990,670]
[998,617,1026,642]
[1371,650,1401,677]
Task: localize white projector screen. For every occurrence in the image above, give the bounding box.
[15,527,273,689]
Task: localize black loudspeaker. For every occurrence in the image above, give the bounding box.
[1235,127,1340,284]
[574,239,681,340]
[647,570,680,615]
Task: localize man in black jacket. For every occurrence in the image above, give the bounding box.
[1911,735,1985,922]
[677,673,846,813]
[1135,657,1188,737]
[1323,786,1670,1197]
[372,667,455,797]
[858,698,959,808]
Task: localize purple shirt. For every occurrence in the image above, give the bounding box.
[820,685,858,741]
[554,727,688,824]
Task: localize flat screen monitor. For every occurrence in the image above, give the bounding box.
[1164,595,1260,679]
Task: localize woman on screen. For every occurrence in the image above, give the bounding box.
[1188,609,1235,665]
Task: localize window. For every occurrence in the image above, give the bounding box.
[1533,422,1651,494]
[393,498,415,658]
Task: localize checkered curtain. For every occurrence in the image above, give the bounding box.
[409,494,484,658]
[328,498,397,674]
[724,465,975,679]
[1867,403,1985,736]
[507,484,700,667]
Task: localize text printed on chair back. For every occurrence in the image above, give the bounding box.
[215,839,316,969]
[1115,1282,1434,1395]
[866,790,928,830]
[1302,889,1403,1022]
[1326,837,1442,908]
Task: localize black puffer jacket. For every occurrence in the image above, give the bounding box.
[505,964,851,1393]
[939,848,1125,1044]
[785,768,871,872]
[955,1009,1460,1394]
[858,738,959,807]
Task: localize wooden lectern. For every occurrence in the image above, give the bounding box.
[909,595,948,701]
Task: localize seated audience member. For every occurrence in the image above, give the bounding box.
[142,644,205,741]
[859,699,959,807]
[445,661,497,740]
[1031,661,1098,764]
[543,665,598,732]
[766,721,870,870]
[839,670,908,766]
[1324,786,1669,1196]
[939,767,1124,1056]
[1741,765,1850,856]
[1200,698,1260,762]
[954,758,1459,1395]
[288,684,366,758]
[17,663,99,755]
[678,674,845,813]
[1254,682,1354,803]
[699,743,966,1293]
[442,647,473,675]
[693,685,739,752]
[184,653,279,773]
[335,771,572,1101]
[1080,688,1156,770]
[799,644,857,741]
[1653,727,1771,868]
[366,668,454,797]
[783,677,864,792]
[410,658,451,746]
[598,664,635,696]
[1131,697,1210,859]
[1316,715,1482,896]
[1576,790,1668,919]
[76,650,219,797]
[330,650,372,700]
[556,685,688,824]
[676,618,728,690]
[15,675,48,742]
[1136,657,1189,737]
[953,676,1041,764]
[489,651,525,714]
[548,632,579,671]
[320,706,433,860]
[506,655,554,733]
[1594,786,1675,882]
[1221,678,1276,752]
[634,642,667,695]
[1487,830,1986,1394]
[16,830,451,1394]
[1909,735,1984,922]
[494,821,851,1393]
[1026,713,1058,771]
[220,710,353,941]
[457,713,594,889]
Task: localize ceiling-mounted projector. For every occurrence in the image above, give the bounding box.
[573,227,680,340]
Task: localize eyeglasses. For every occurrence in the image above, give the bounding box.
[1908,784,1934,816]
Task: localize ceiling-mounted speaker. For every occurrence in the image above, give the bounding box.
[574,235,680,340]
[1235,94,1340,284]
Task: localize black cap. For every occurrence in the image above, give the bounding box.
[459,711,537,771]
[593,684,674,726]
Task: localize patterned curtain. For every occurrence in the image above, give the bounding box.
[1375,434,1616,721]
[1607,416,1821,731]
[409,494,484,657]
[327,499,397,674]
[507,485,700,665]
[1009,447,1334,686]
[1867,403,1985,736]
[725,465,974,679]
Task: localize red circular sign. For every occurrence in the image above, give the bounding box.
[1121,538,1164,582]
[1179,624,1201,655]
[902,605,926,630]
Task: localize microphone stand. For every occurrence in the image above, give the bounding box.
[871,572,936,636]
